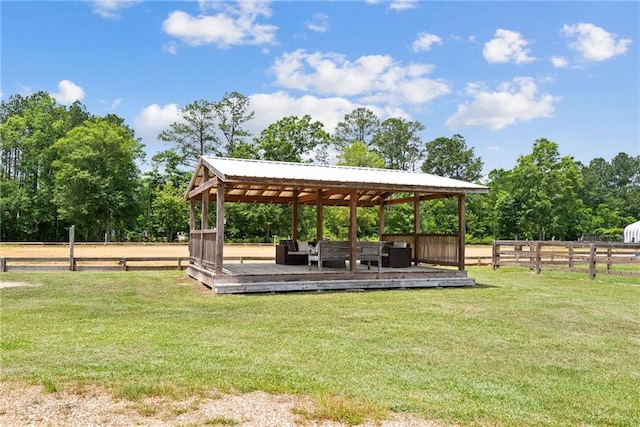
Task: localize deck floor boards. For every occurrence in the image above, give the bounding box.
[188,261,476,293]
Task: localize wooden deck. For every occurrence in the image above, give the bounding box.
[187,261,475,294]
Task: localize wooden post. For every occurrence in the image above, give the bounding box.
[569,243,574,268]
[529,243,535,270]
[200,170,209,268]
[316,189,323,242]
[413,193,420,266]
[189,200,196,231]
[606,245,612,271]
[535,241,542,274]
[292,189,298,241]
[492,240,498,270]
[215,181,225,275]
[589,243,596,280]
[350,190,358,273]
[69,225,75,271]
[457,195,465,271]
[378,201,385,240]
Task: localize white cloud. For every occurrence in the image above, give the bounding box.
[562,23,632,62]
[551,56,569,68]
[306,13,329,33]
[412,32,443,52]
[390,0,418,11]
[271,49,449,105]
[163,41,178,55]
[445,77,561,130]
[247,92,409,136]
[90,0,141,19]
[134,104,182,152]
[483,29,535,64]
[52,80,85,105]
[162,2,278,48]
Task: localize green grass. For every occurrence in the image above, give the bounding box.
[1,268,639,426]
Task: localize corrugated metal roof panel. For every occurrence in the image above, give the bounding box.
[202,156,488,193]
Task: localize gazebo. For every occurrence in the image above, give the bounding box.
[185,157,489,293]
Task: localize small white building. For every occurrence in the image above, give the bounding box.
[623,220,640,243]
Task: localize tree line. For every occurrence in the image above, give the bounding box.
[1,91,638,243]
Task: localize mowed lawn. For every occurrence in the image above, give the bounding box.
[1,267,638,426]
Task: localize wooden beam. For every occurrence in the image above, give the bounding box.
[215,181,225,274]
[384,193,451,206]
[187,176,218,200]
[350,189,358,273]
[316,189,323,241]
[292,189,298,240]
[458,194,465,271]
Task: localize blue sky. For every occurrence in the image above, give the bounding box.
[2,1,638,173]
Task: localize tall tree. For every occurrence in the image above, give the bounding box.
[255,115,330,162]
[213,91,254,157]
[421,134,483,182]
[0,92,70,240]
[158,100,218,167]
[333,107,380,149]
[337,140,384,168]
[510,138,584,240]
[371,117,425,171]
[53,118,143,241]
[149,182,189,241]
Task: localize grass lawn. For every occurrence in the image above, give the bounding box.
[1,267,639,426]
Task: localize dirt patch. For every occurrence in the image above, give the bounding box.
[0,381,439,426]
[0,281,38,289]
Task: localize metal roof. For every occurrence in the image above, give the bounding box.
[186,157,489,207]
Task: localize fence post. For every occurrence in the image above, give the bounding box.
[606,245,612,272]
[535,241,542,274]
[69,225,75,271]
[0,257,6,272]
[492,241,499,270]
[588,243,596,280]
[568,243,574,268]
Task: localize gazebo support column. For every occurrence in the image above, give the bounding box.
[378,201,385,238]
[458,194,465,271]
[215,182,225,274]
[189,200,196,231]
[413,193,420,266]
[316,189,323,241]
[200,170,209,267]
[291,189,298,240]
[349,190,358,273]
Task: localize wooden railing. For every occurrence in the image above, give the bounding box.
[492,240,640,280]
[189,229,217,269]
[381,233,459,266]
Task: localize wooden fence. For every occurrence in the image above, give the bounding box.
[0,255,275,273]
[492,240,640,280]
